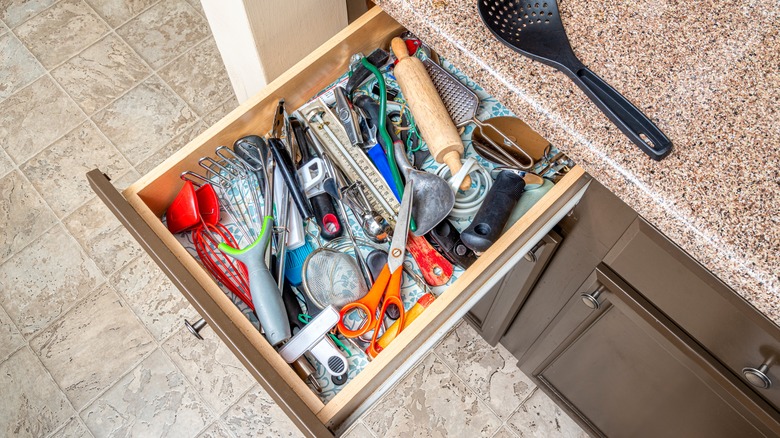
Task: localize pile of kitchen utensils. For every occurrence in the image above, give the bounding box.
[179,146,269,310]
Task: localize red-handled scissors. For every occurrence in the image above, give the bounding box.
[337,179,414,356]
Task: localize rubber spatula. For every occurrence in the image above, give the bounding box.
[477,0,672,160]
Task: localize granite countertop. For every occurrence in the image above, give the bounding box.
[376,0,780,324]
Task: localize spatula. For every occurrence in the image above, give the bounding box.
[477,0,672,160]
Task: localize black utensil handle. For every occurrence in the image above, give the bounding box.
[269,138,313,220]
[281,280,306,334]
[429,220,478,269]
[461,171,526,253]
[573,68,672,161]
[309,193,342,240]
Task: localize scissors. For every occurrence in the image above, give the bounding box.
[337,179,414,356]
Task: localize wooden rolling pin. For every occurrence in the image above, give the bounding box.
[391,38,471,190]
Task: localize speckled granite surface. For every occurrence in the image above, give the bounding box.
[376,0,780,324]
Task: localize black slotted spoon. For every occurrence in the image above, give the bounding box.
[478,0,672,160]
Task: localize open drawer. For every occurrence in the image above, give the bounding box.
[87,8,590,437]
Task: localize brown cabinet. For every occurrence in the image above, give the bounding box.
[520,264,780,437]
[496,182,780,436]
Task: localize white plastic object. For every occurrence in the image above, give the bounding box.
[296,158,327,196]
[278,306,348,377]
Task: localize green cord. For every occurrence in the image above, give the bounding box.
[361,58,405,200]
[360,57,416,232]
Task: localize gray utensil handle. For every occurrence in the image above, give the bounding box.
[244,255,290,346]
[573,68,672,160]
[220,218,291,346]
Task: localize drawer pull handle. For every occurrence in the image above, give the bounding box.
[185,318,207,340]
[580,286,606,310]
[742,363,772,389]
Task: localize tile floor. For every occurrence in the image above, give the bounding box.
[0,1,586,436]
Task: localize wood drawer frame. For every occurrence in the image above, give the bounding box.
[88,8,590,436]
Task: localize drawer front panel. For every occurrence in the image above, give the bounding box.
[605,218,780,411]
[466,231,562,345]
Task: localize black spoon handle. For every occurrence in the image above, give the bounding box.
[572,68,672,161]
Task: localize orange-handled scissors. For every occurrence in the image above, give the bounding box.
[337,179,414,356]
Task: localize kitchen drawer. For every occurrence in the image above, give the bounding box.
[604,218,780,411]
[87,8,589,436]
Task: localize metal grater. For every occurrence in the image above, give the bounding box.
[424,58,535,169]
[423,58,481,127]
[297,99,400,224]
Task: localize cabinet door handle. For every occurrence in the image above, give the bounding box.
[580,285,607,310]
[743,363,773,389]
[523,241,548,263]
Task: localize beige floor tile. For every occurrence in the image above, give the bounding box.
[64,196,144,276]
[49,416,93,438]
[506,389,587,438]
[0,148,12,178]
[222,384,303,438]
[163,324,254,415]
[116,0,208,69]
[0,75,83,164]
[0,224,102,337]
[202,95,239,126]
[30,284,156,409]
[159,38,231,116]
[342,421,375,438]
[0,0,57,28]
[0,18,6,34]
[0,32,45,101]
[21,121,132,217]
[0,170,57,262]
[51,34,151,115]
[198,421,234,438]
[185,0,204,16]
[83,0,157,28]
[135,120,204,175]
[435,323,534,420]
[92,75,197,164]
[363,353,502,438]
[0,348,75,437]
[81,349,214,437]
[110,254,193,341]
[0,304,24,362]
[14,0,109,68]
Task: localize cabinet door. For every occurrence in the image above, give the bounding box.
[520,264,780,437]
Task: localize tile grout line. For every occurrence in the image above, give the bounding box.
[11,0,114,72]
[15,344,83,435]
[429,347,506,425]
[154,334,229,427]
[92,0,163,31]
[71,280,192,421]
